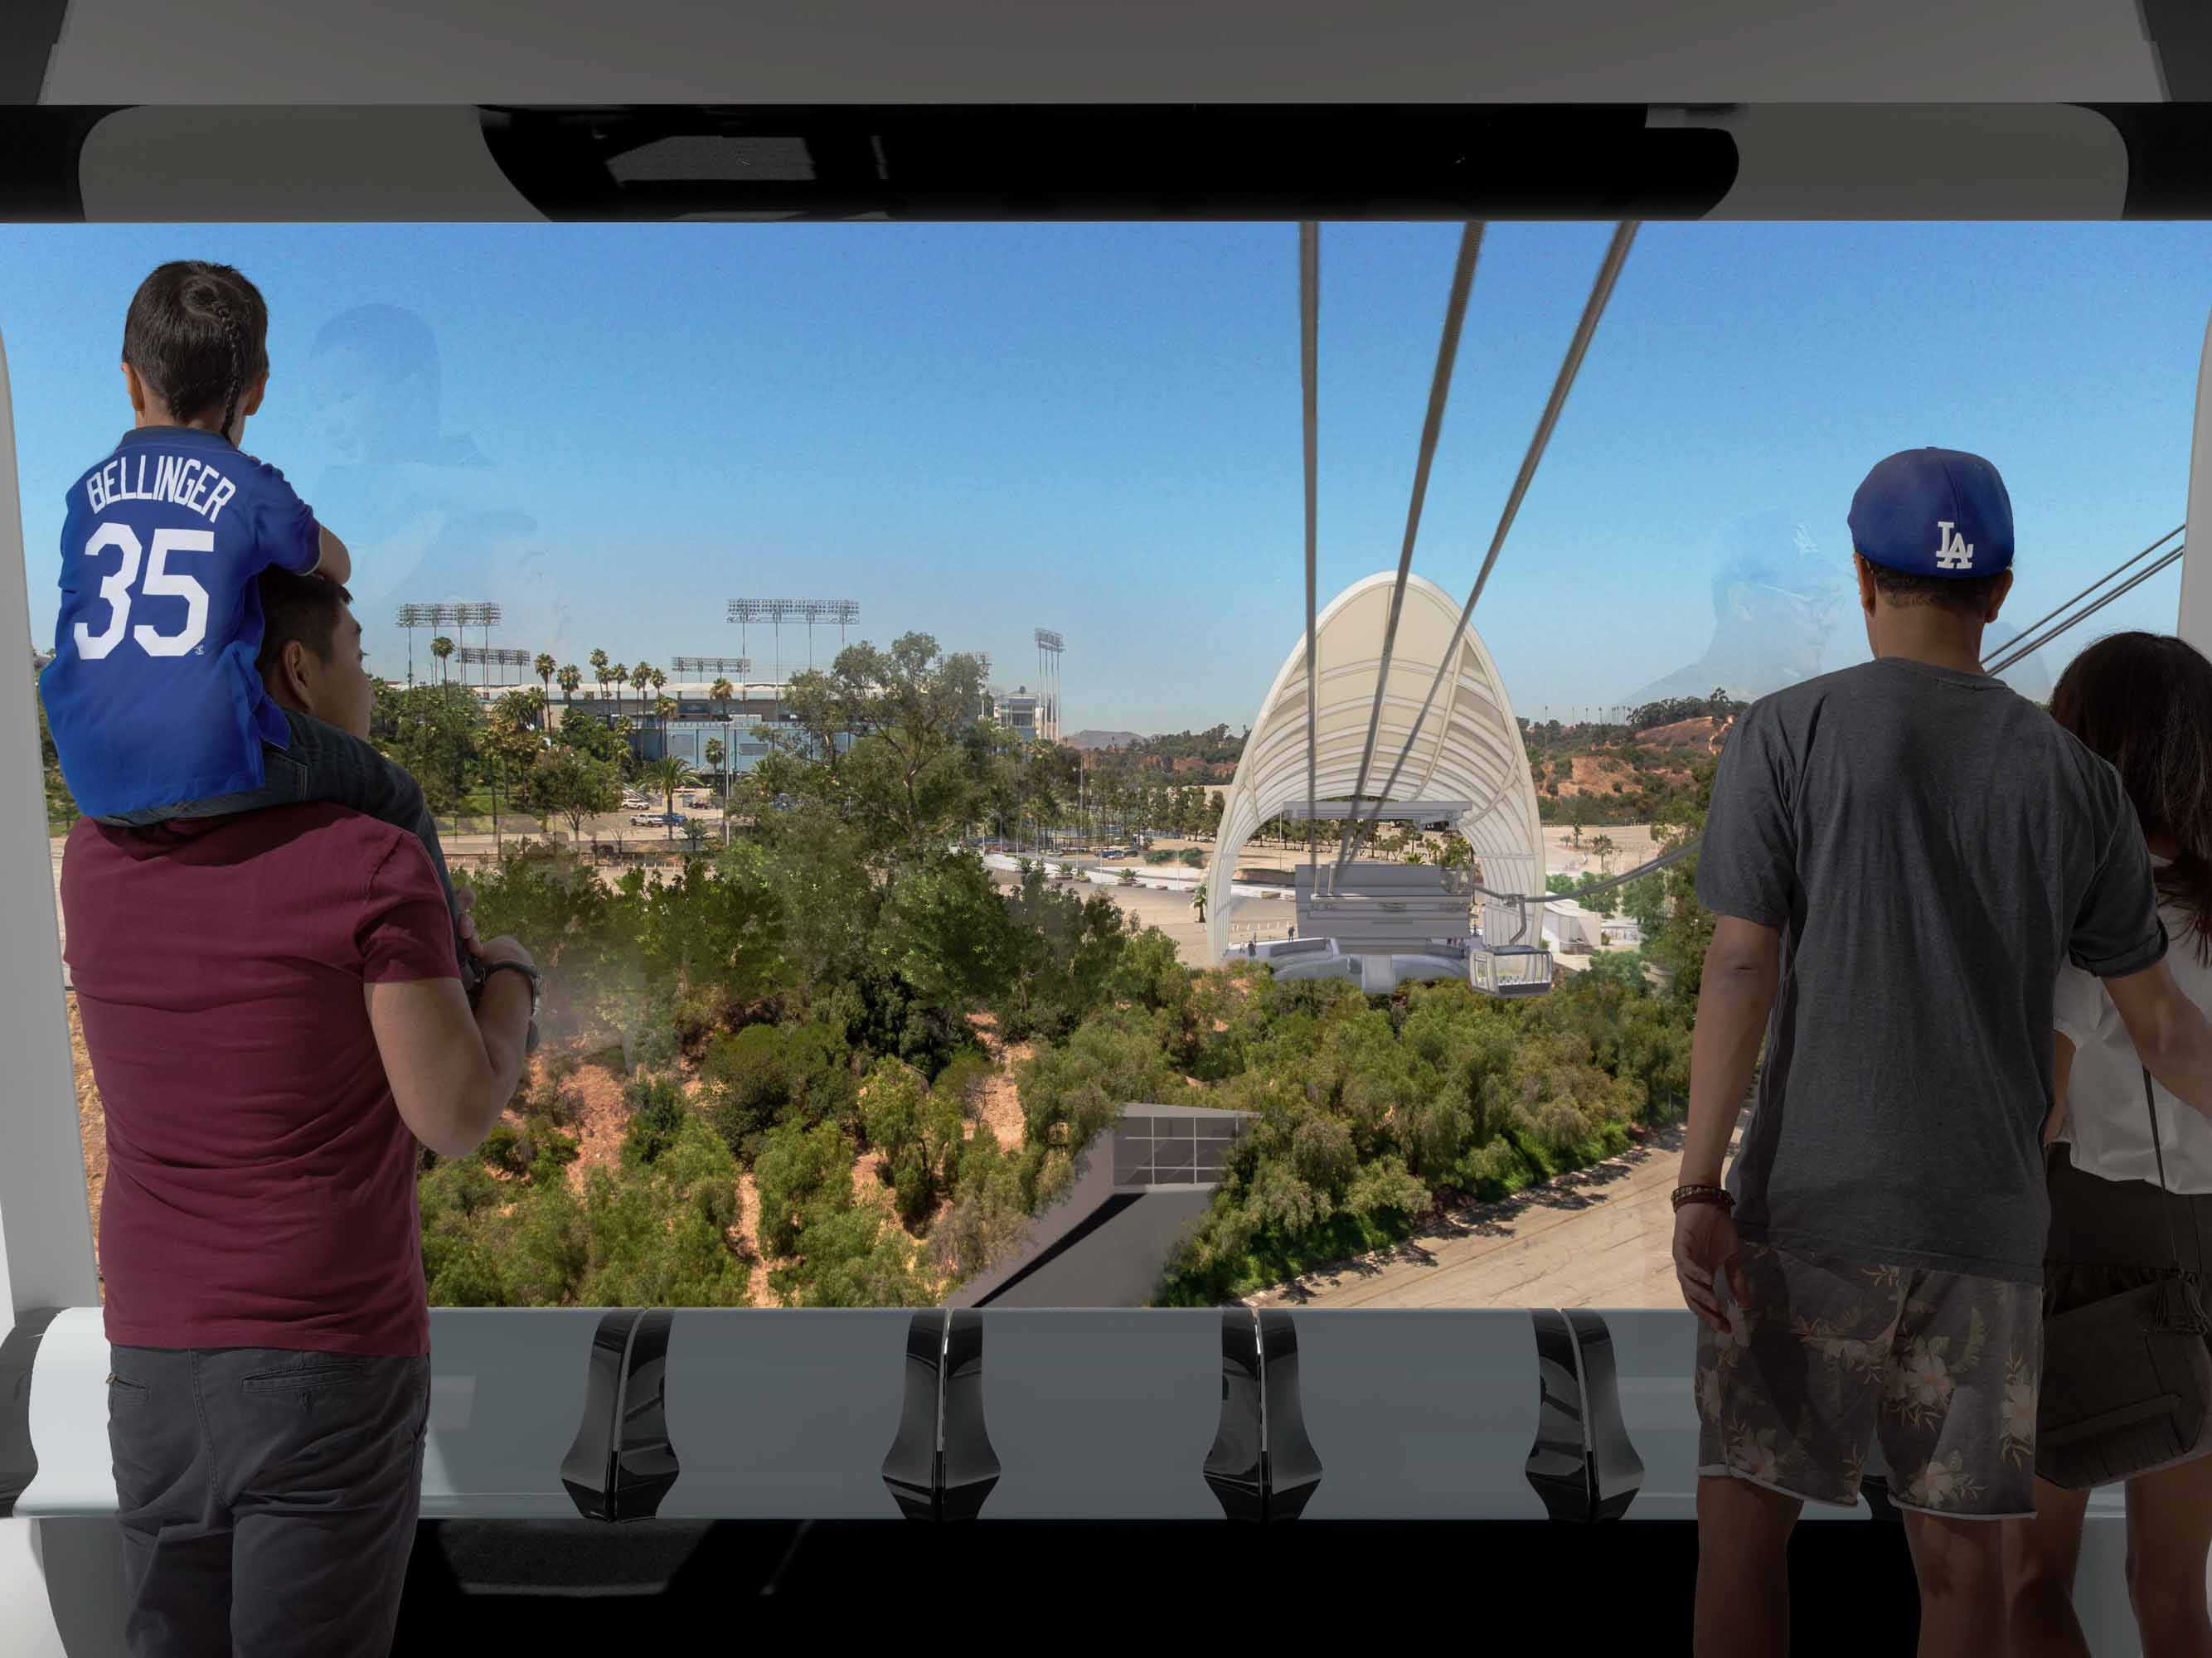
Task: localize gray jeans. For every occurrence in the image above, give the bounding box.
[107,1345,432,1658]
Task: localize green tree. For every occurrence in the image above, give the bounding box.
[620,1071,692,1167]
[1620,872,1668,937]
[580,1115,750,1307]
[372,679,481,817]
[1574,871,1620,919]
[534,653,558,727]
[773,633,992,866]
[1643,759,1719,1001]
[859,1057,967,1227]
[552,701,628,766]
[34,659,76,830]
[701,1017,856,1162]
[430,635,454,684]
[1014,1008,1186,1160]
[871,853,1026,1010]
[776,1202,934,1307]
[929,1133,1031,1283]
[521,745,623,838]
[751,1117,854,1260]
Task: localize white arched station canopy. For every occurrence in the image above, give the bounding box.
[1205,570,1548,962]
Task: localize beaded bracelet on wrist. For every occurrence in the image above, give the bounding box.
[1671,1183,1734,1214]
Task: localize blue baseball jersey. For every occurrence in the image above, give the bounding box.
[40,425,323,818]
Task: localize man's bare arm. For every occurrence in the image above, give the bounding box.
[2104,959,2212,1118]
[1679,915,1780,1186]
[366,939,533,1157]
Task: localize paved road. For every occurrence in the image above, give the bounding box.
[1245,1120,1745,1312]
[987,867,1289,967]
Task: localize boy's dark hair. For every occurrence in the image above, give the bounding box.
[255,569,352,681]
[2051,631,2212,966]
[122,261,269,439]
[1858,554,2006,619]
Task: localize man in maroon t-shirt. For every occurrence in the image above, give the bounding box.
[63,569,538,1658]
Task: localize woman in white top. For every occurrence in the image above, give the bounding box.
[2006,632,2212,1658]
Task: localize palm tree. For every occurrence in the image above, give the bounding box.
[704,736,728,843]
[648,667,667,704]
[556,662,582,715]
[609,662,628,719]
[430,635,454,684]
[589,647,611,710]
[640,755,695,841]
[534,653,557,730]
[709,676,734,714]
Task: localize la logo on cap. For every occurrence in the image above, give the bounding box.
[1934,520,1974,570]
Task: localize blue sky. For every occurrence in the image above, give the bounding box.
[3,220,2206,733]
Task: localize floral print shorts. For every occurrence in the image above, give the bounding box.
[1695,1239,2044,1516]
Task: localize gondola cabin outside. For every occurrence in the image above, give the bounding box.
[1468,939,1557,998]
[1211,798,1558,996]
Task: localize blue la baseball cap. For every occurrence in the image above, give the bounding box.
[1847,448,2014,579]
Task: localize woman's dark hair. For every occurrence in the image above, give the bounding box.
[2050,631,2212,964]
[121,261,269,439]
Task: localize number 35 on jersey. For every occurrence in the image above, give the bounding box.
[73,521,213,660]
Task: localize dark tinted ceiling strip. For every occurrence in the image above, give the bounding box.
[2075,103,2212,216]
[0,0,70,104]
[2139,1,2212,99]
[0,107,122,221]
[478,104,1736,221]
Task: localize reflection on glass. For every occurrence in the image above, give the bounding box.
[20,220,2196,1320]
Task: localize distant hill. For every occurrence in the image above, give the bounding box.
[1523,714,1732,827]
[1064,729,1144,751]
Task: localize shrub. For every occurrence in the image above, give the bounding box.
[620,1071,692,1167]
[701,1017,860,1162]
[580,1116,750,1307]
[751,1118,854,1259]
[1015,1009,1186,1155]
[929,1134,1031,1282]
[478,1122,530,1178]
[772,1203,934,1307]
[860,1056,965,1227]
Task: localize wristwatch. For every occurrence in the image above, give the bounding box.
[475,958,542,1054]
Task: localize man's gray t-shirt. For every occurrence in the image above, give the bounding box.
[1696,655,2166,1282]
